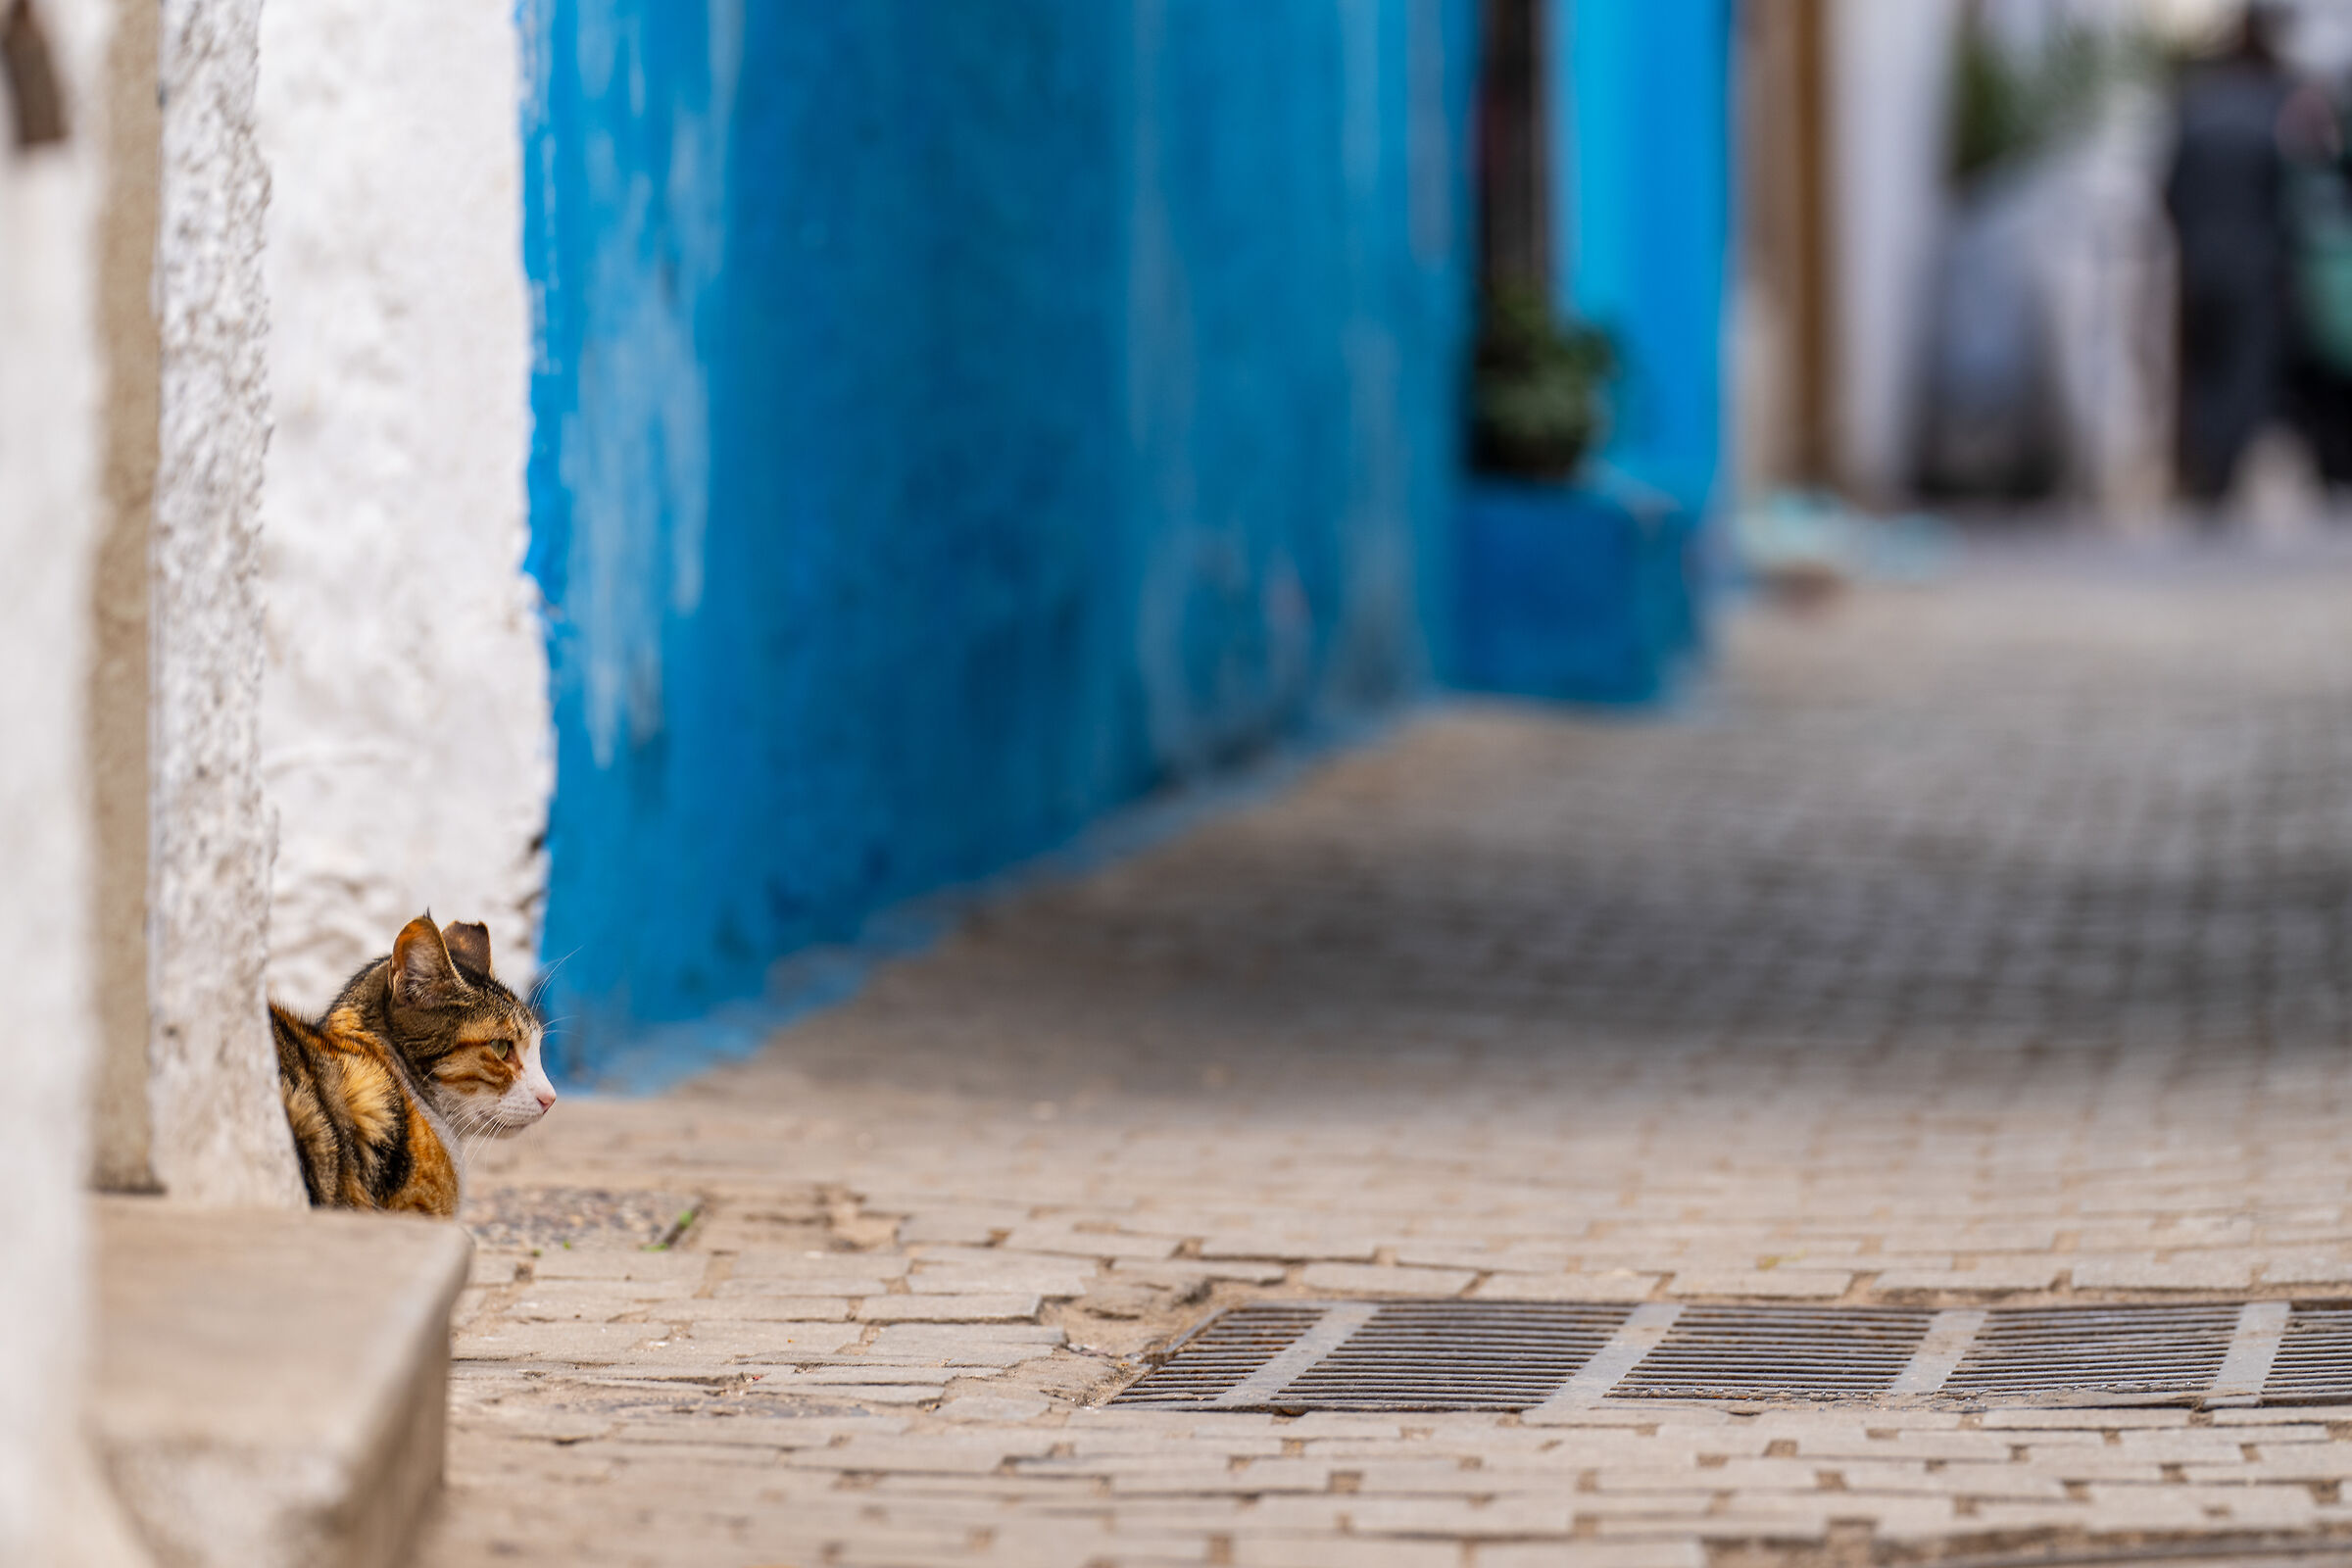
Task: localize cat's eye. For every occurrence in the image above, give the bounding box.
[489,1039,514,1061]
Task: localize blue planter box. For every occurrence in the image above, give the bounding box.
[1450,480,1705,707]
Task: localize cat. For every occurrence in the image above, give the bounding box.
[272,912,556,1217]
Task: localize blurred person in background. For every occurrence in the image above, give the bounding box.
[2167,2,2297,504]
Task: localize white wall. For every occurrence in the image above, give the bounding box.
[0,17,106,1554]
[0,0,161,1556]
[257,0,551,1007]
[147,0,308,1207]
[1829,0,1962,502]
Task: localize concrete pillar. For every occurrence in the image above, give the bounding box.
[256,0,550,1010]
[0,0,167,1554]
[146,0,304,1205]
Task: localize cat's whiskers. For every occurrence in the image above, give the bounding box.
[527,947,583,1013]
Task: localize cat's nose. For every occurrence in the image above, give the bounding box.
[535,1087,558,1110]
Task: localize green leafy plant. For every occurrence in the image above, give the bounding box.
[1470,285,1616,480]
[1950,19,2164,187]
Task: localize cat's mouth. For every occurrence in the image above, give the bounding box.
[488,1103,553,1137]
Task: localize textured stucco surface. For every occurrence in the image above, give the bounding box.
[256,0,550,1010]
[0,2,161,1559]
[149,0,304,1205]
[88,0,160,1192]
[523,0,1476,1072]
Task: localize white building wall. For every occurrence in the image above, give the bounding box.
[0,0,164,1557]
[1829,0,1962,503]
[256,0,551,1007]
[146,0,308,1207]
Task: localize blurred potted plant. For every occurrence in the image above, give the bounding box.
[1469,285,1615,480]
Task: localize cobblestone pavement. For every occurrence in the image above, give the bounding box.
[423,541,2352,1567]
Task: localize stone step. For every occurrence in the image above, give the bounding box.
[90,1197,472,1568]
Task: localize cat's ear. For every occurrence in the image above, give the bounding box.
[390,915,466,1012]
[442,920,493,976]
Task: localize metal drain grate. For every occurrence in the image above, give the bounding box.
[1112,1303,1331,1407]
[1611,1304,1933,1401]
[2263,1306,2352,1403]
[1944,1304,2242,1403]
[1274,1301,1632,1411]
[1110,1299,2352,1413]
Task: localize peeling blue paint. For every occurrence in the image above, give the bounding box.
[522,1,1479,1077]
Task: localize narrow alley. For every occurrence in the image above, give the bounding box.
[426,539,2352,1568]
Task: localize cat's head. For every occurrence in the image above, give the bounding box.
[382,913,557,1138]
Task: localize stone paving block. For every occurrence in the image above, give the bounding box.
[452,1321,668,1363]
[665,1294,854,1322]
[520,1249,708,1283]
[1352,1497,1579,1536]
[1001,1224,1180,1260]
[1831,1459,2067,1499]
[1233,1537,1460,1568]
[789,1434,1060,1474]
[1108,1463,1332,1496]
[1112,1258,1291,1287]
[1480,1543,1703,1568]
[935,1394,1054,1423]
[858,1293,1044,1322]
[899,1206,1034,1245]
[1982,1408,2193,1430]
[469,1252,528,1286]
[1392,1244,1576,1273]
[1094,1531,1216,1565]
[675,1321,862,1358]
[2071,1252,2259,1290]
[2078,1484,2218,1529]
[2216,1403,2352,1425]
[1873,1257,2063,1293]
[2191,1446,2352,1481]
[728,1248,910,1281]
[1298,1262,1478,1297]
[1665,1269,1852,1298]
[867,1322,1064,1354]
[2198,1484,2322,1528]
[1200,1233,1383,1263]
[2199,1421,2327,1443]
[1569,1493,1723,1520]
[2258,1250,2352,1284]
[2107,1432,2251,1462]
[908,1261,1096,1297]
[1786,1430,2006,1461]
[1472,1272,1660,1302]
[754,1380,949,1404]
[1343,1459,1502,1494]
[503,1280,699,1321]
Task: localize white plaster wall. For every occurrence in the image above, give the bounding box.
[1829,0,1962,502]
[256,0,550,1007]
[0,1,161,1557]
[148,0,308,1207]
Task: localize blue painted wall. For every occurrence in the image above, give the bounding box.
[521,0,1478,1075]
[1551,0,1733,513]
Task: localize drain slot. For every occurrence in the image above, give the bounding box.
[1943,1305,2239,1402]
[2260,1306,2352,1404]
[1611,1304,1933,1400]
